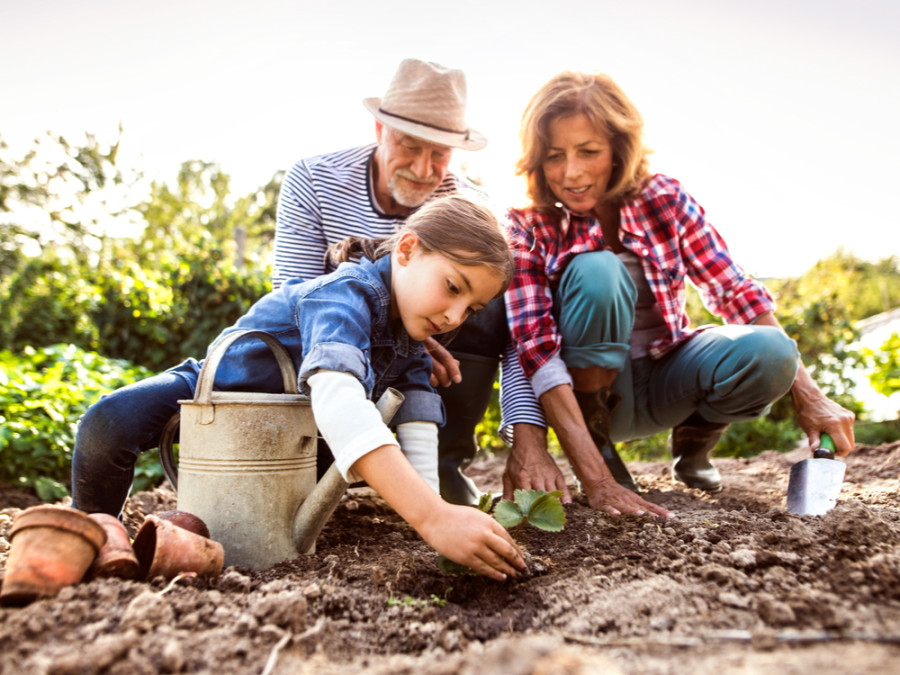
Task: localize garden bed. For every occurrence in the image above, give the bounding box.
[1,442,899,674]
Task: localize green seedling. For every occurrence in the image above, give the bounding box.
[439,489,566,576]
[387,587,452,609]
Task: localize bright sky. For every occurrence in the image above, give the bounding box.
[2,0,898,278]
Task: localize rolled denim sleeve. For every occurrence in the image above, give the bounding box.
[298,342,372,397]
[391,389,445,426]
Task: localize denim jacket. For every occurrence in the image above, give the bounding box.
[168,255,444,426]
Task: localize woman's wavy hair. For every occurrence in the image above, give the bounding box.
[517,71,651,209]
[326,193,513,297]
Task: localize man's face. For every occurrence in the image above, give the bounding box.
[374,123,453,211]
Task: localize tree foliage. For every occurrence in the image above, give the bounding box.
[0,131,278,371]
[0,344,154,499]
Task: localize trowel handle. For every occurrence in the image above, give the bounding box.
[813,433,836,460]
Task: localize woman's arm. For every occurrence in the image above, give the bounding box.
[753,312,856,455]
[537,384,673,518]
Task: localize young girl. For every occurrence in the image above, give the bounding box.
[72,194,525,581]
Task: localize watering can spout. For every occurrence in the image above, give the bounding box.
[292,387,405,555]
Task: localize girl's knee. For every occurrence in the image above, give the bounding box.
[76,392,142,455]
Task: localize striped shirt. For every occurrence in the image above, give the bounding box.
[505,174,776,380]
[274,144,469,287]
[274,142,548,438]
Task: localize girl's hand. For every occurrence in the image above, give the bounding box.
[418,502,526,581]
[351,445,525,581]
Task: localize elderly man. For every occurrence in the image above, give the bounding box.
[273,58,524,505]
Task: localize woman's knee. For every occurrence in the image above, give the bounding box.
[713,327,799,409]
[746,326,799,393]
[560,251,636,310]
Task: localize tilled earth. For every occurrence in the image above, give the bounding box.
[1,441,899,674]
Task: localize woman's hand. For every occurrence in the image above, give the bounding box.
[424,337,461,388]
[753,311,856,456]
[417,502,526,581]
[792,382,856,457]
[581,475,673,518]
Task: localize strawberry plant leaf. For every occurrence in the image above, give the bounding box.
[526,492,567,532]
[438,554,477,576]
[493,499,524,528]
[513,489,541,517]
[476,492,493,513]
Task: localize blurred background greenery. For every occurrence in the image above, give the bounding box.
[2,130,899,500]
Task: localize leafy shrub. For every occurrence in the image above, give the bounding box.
[0,248,270,372]
[0,344,153,500]
[864,332,900,397]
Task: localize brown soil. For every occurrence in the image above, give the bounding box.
[2,442,899,674]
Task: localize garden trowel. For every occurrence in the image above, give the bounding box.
[786,434,846,516]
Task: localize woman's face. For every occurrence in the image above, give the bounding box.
[541,113,614,214]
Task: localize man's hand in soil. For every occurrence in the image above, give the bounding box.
[503,423,572,503]
[581,476,673,519]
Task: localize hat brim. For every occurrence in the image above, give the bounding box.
[363,98,487,151]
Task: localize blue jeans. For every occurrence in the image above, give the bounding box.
[71,372,193,516]
[556,251,800,443]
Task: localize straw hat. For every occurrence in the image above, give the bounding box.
[363,59,487,151]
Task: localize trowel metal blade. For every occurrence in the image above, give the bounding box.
[786,457,846,516]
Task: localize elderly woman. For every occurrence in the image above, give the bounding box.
[503,71,855,516]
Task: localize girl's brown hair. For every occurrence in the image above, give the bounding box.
[326,193,513,297]
[517,71,651,209]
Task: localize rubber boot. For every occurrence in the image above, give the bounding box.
[670,412,728,492]
[574,388,640,493]
[437,353,499,506]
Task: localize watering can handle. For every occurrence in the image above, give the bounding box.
[159,412,181,491]
[195,329,299,404]
[158,330,299,492]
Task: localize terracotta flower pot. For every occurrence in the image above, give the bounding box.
[86,513,139,580]
[133,515,224,581]
[156,510,211,539]
[1,506,107,607]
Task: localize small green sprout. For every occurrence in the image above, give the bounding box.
[387,586,452,609]
[438,489,566,576]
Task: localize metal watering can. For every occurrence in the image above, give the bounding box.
[158,329,403,570]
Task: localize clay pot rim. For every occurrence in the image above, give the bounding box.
[10,505,107,552]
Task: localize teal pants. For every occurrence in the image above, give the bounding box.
[556,251,799,442]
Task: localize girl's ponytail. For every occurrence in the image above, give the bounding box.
[325,236,390,268]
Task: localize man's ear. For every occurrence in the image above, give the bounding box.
[395,231,418,266]
[375,121,384,144]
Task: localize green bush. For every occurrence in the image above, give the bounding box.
[0,344,154,500]
[0,248,270,373]
[865,332,900,397]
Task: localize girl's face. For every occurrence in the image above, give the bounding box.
[391,233,504,342]
[541,113,615,215]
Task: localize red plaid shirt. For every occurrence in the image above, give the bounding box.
[505,174,776,378]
